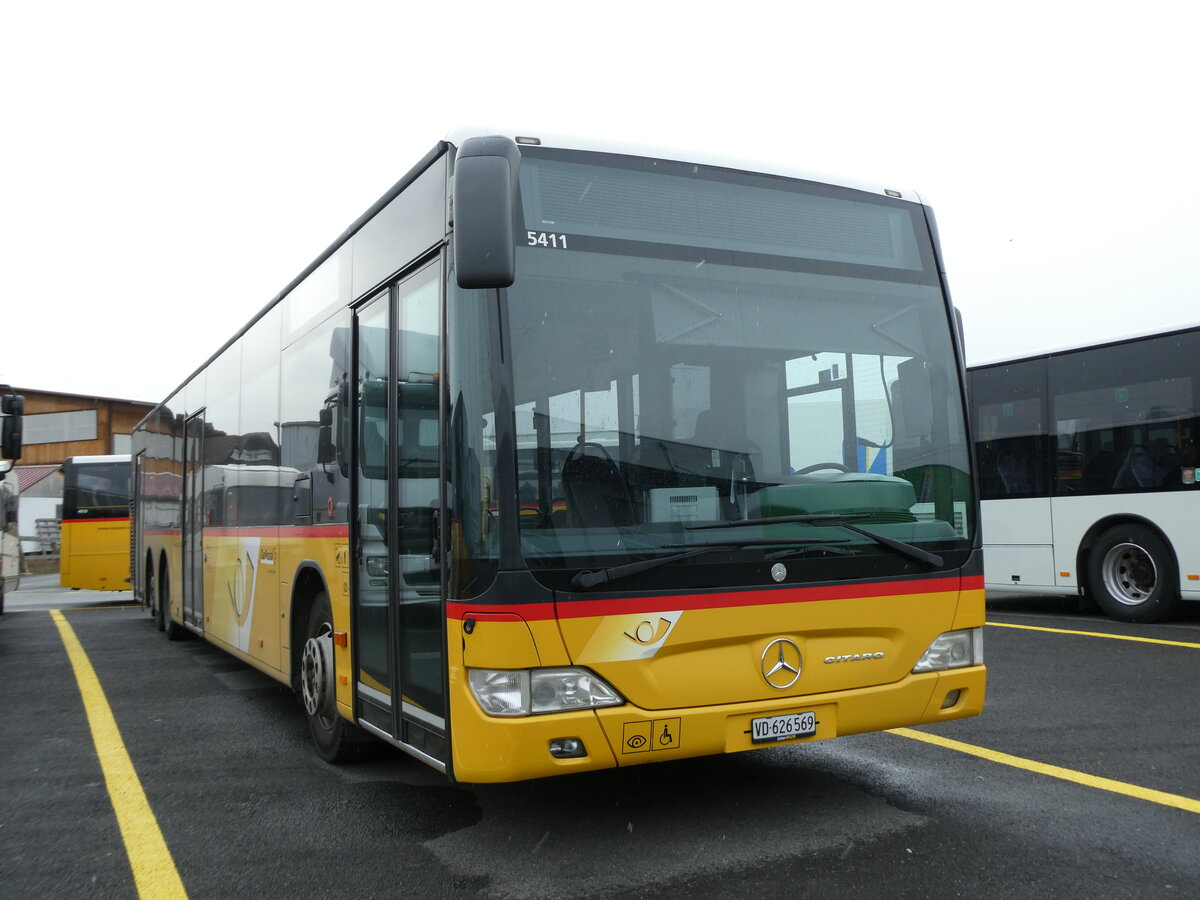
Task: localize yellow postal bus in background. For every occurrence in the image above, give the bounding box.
[133,130,985,783]
[61,455,131,591]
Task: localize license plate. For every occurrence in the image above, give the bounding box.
[751,711,817,743]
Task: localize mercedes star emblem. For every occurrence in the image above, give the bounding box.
[761,638,802,689]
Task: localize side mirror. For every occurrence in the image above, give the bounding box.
[317,407,336,465]
[2,393,23,461]
[453,136,521,289]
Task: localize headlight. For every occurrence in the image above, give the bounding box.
[468,669,529,716]
[912,628,984,673]
[530,668,622,714]
[468,667,623,716]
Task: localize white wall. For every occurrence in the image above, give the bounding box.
[19,496,60,554]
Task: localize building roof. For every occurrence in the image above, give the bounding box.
[11,386,155,407]
[14,464,61,492]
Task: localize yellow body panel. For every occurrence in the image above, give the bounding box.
[60,518,131,591]
[152,528,352,711]
[201,531,284,670]
[448,582,986,783]
[150,518,986,785]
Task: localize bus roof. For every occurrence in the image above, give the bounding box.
[969,320,1200,370]
[445,126,927,205]
[65,454,131,465]
[139,128,934,430]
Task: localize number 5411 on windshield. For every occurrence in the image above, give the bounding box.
[527,231,569,248]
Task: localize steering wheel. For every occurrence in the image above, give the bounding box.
[794,462,849,475]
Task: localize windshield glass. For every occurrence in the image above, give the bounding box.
[64,461,130,517]
[505,149,973,591]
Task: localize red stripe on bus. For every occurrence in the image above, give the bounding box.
[198,525,351,539]
[142,525,350,539]
[449,574,983,621]
[62,517,129,525]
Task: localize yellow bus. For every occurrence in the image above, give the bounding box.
[133,130,985,783]
[60,454,132,591]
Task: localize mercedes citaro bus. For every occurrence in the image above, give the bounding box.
[132,129,985,782]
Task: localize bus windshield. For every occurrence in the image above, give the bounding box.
[506,149,972,591]
[64,459,131,517]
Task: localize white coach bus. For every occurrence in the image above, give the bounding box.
[969,323,1200,622]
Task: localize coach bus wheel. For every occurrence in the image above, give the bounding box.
[161,566,186,641]
[149,565,163,630]
[301,592,362,762]
[1086,524,1179,623]
[146,558,158,622]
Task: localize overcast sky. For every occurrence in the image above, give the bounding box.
[4,1,1198,403]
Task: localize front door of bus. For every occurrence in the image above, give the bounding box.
[353,263,445,766]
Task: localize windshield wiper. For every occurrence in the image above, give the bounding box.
[688,513,944,568]
[569,537,849,592]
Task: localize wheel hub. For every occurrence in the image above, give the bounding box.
[301,625,336,719]
[1101,541,1157,606]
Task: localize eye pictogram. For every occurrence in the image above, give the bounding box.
[626,734,647,750]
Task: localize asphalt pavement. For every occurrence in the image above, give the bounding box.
[2,576,1199,899]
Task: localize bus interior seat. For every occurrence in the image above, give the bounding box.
[1112,446,1155,489]
[1080,449,1116,491]
[561,442,635,527]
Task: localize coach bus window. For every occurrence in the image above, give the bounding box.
[970,361,1048,500]
[65,462,130,513]
[1048,330,1200,494]
[280,308,351,525]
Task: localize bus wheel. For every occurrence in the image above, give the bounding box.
[301,592,363,763]
[146,558,158,622]
[161,565,186,641]
[1087,524,1179,623]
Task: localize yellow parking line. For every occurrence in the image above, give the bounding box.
[889,726,1200,815]
[50,609,188,899]
[987,620,1200,649]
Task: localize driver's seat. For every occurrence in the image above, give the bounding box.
[561,442,635,528]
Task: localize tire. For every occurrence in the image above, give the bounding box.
[300,592,371,762]
[152,564,166,632]
[1086,524,1179,623]
[146,557,158,622]
[161,564,186,641]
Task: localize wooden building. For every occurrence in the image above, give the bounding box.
[12,388,155,466]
